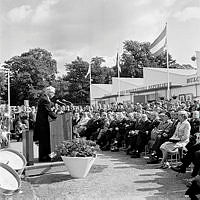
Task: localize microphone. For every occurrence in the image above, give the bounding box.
[62,99,73,105]
[56,100,66,106]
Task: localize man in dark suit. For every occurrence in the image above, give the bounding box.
[34,86,57,162]
[131,114,151,158]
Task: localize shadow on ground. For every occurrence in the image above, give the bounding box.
[98,150,192,200]
[90,164,108,173]
[27,173,73,184]
[135,171,189,200]
[26,163,108,185]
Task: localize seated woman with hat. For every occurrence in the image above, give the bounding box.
[159,110,191,169]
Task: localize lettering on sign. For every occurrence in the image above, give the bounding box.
[128,82,171,93]
[117,82,171,95]
[148,83,168,90]
[187,76,200,84]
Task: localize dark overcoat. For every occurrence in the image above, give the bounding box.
[34,94,57,161]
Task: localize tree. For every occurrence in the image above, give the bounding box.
[115,40,176,78]
[101,66,115,84]
[154,51,176,68]
[90,56,113,84]
[64,57,90,105]
[54,76,69,100]
[91,57,106,84]
[170,63,194,69]
[64,56,114,105]
[3,48,57,105]
[0,71,7,103]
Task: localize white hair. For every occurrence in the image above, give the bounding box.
[44,86,55,94]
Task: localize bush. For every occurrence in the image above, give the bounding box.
[53,138,99,158]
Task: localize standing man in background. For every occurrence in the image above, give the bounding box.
[34,86,57,162]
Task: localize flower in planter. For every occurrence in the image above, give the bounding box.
[51,138,99,158]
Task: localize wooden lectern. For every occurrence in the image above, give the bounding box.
[23,112,72,176]
[23,111,72,166]
[50,112,72,153]
[22,128,34,166]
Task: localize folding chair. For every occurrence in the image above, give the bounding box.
[168,147,183,166]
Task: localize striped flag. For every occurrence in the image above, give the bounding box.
[150,25,167,56]
[116,52,121,73]
[85,64,91,78]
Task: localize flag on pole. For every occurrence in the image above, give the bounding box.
[85,64,91,78]
[116,52,121,101]
[116,52,121,73]
[150,25,167,56]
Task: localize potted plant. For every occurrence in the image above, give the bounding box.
[53,138,99,178]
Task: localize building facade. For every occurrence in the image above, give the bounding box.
[92,67,200,105]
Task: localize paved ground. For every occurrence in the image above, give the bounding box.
[0,141,195,200]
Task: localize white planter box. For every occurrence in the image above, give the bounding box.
[61,156,96,178]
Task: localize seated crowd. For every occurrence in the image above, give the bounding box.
[72,100,200,199]
[0,105,37,144]
[1,99,200,199]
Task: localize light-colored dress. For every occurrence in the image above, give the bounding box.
[160,119,191,153]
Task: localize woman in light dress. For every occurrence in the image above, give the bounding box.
[159,110,191,169]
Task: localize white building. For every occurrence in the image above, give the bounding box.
[92,51,200,105]
[92,68,200,105]
[92,77,143,105]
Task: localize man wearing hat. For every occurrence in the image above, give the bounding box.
[34,86,57,162]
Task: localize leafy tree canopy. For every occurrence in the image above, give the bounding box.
[0,72,7,103]
[112,40,176,78]
[63,56,115,105]
[2,48,57,105]
[91,56,114,84]
[64,57,90,105]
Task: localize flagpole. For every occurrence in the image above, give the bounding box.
[118,66,120,102]
[89,64,92,107]
[166,23,170,100]
[8,69,10,131]
[117,53,120,103]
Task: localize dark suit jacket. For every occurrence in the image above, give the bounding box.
[138,120,151,135]
[190,118,200,136]
[34,94,57,160]
[149,119,160,132]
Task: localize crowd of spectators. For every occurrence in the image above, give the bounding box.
[0,105,37,145]
[1,98,200,199]
[71,99,200,199]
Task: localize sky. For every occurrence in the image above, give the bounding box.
[0,0,200,75]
